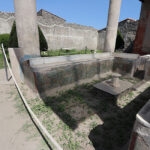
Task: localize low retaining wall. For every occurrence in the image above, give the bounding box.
[20,53,139,96]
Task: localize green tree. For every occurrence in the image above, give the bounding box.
[8,22,18,48]
[115,30,124,50]
[0,34,10,54]
[8,21,48,52]
[38,26,48,51]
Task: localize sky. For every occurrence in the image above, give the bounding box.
[0,0,141,30]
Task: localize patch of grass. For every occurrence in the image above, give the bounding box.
[0,52,4,69]
[41,49,103,57]
[31,103,49,115]
[13,93,26,114]
[128,91,134,98]
[89,122,98,129]
[67,140,81,150]
[20,121,33,133]
[0,49,10,69]
[24,75,149,150]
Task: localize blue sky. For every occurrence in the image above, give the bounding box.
[0,0,141,29]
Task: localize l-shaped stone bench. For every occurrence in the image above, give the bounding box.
[21,52,139,96]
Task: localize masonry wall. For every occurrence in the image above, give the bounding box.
[37,9,66,25]
[0,12,14,34]
[97,20,139,51]
[119,20,138,49]
[39,23,98,50]
[97,29,106,50]
[0,11,139,51]
[0,11,98,50]
[0,18,11,34]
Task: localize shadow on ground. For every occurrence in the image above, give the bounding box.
[40,77,150,150]
[89,86,150,150]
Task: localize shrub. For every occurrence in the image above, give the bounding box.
[8,21,48,52]
[115,30,124,50]
[38,26,48,51]
[8,22,18,48]
[0,34,10,54]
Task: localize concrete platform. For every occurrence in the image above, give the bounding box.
[94,79,133,96]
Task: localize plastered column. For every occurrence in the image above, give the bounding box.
[128,100,150,150]
[133,0,150,55]
[14,0,40,58]
[104,0,122,52]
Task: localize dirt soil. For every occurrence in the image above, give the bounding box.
[22,73,150,150]
[0,69,49,150]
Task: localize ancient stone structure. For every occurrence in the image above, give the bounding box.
[119,19,138,49]
[0,10,138,51]
[14,0,40,58]
[0,12,14,34]
[21,53,139,96]
[7,0,150,150]
[104,0,122,52]
[0,9,98,50]
[97,19,139,51]
[37,9,66,25]
[133,0,150,55]
[128,1,150,149]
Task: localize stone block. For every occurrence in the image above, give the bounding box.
[144,59,150,80]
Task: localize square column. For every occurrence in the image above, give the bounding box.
[14,0,40,58]
[104,0,122,52]
[133,0,150,55]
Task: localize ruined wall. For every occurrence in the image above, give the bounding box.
[0,18,11,34]
[37,9,66,25]
[97,19,139,51]
[97,29,106,50]
[119,19,138,49]
[39,23,98,50]
[37,9,98,50]
[0,10,138,51]
[0,10,98,50]
[0,12,14,34]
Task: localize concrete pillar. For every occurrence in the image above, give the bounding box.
[14,0,40,58]
[104,0,122,52]
[133,0,150,55]
[128,100,150,150]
